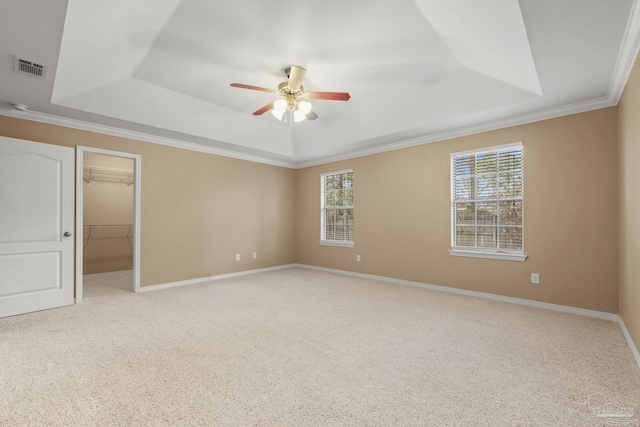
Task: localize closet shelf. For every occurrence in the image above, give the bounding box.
[83,224,133,249]
[84,166,134,185]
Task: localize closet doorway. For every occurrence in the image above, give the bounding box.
[75,147,141,302]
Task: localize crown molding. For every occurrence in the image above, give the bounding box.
[609,0,640,104]
[0,109,296,169]
[292,95,617,169]
[0,92,619,172]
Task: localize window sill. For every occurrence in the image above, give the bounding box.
[449,249,527,262]
[320,240,354,248]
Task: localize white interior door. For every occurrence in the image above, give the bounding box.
[0,137,75,318]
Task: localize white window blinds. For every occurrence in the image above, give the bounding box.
[451,143,523,255]
[321,170,354,246]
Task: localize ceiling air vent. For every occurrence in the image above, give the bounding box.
[13,56,47,80]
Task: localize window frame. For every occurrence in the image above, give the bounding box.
[449,142,527,262]
[319,169,355,248]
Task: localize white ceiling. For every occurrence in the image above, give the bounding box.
[1,0,639,167]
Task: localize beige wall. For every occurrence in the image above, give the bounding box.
[83,153,135,274]
[0,102,623,313]
[295,108,619,313]
[619,53,640,350]
[0,116,296,287]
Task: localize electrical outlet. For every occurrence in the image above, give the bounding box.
[356,254,361,262]
[235,254,240,261]
[531,273,540,284]
[253,252,257,259]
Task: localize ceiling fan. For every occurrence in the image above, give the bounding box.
[230,66,350,126]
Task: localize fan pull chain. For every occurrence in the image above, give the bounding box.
[289,110,293,135]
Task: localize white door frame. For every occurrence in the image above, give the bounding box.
[75,146,141,301]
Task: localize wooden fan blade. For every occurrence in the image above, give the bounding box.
[305,91,351,101]
[288,66,307,90]
[252,102,274,115]
[230,83,276,93]
[306,110,319,121]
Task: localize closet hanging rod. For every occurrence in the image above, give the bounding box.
[83,224,133,227]
[83,224,133,250]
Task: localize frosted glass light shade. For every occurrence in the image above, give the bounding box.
[294,101,312,122]
[271,99,287,120]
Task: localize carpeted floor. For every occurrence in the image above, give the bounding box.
[83,270,135,298]
[1,268,639,426]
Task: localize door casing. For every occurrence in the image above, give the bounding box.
[76,146,141,301]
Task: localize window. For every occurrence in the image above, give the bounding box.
[450,143,526,261]
[320,170,354,247]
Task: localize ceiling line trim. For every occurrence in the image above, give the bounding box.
[293,95,617,169]
[608,0,640,104]
[0,92,619,170]
[0,109,295,168]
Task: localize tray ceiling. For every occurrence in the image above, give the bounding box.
[1,0,638,167]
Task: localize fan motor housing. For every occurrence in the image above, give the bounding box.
[278,81,304,96]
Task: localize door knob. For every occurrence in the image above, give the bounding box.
[64,231,72,237]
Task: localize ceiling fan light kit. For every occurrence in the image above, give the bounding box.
[271,98,312,123]
[230,65,350,133]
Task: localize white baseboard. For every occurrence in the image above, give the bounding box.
[293,264,618,321]
[293,264,640,368]
[83,269,133,278]
[292,264,640,368]
[138,264,296,293]
[135,262,640,369]
[618,317,640,368]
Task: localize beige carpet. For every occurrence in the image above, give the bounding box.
[83,270,135,298]
[1,268,639,426]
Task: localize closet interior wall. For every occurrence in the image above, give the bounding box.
[83,153,134,275]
